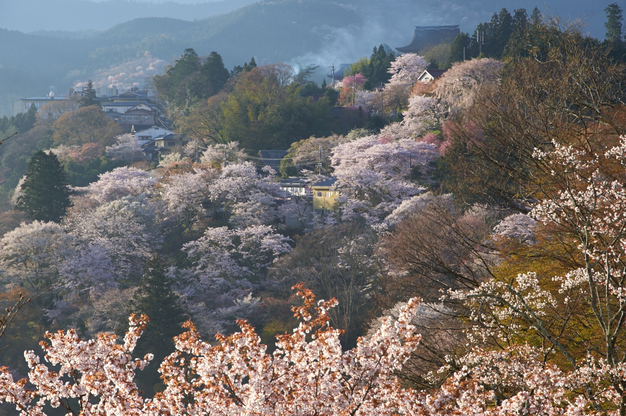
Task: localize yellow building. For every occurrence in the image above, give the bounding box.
[312,178,339,212]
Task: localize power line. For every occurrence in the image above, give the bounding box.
[0,132,18,146]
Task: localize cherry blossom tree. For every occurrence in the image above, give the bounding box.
[158,151,184,168]
[339,74,366,106]
[387,53,429,87]
[281,134,349,177]
[63,195,162,286]
[378,53,429,116]
[105,133,144,163]
[183,225,291,281]
[0,221,74,293]
[158,168,217,222]
[156,160,294,229]
[383,59,502,147]
[441,136,626,414]
[492,213,537,244]
[0,314,152,415]
[87,167,156,204]
[0,286,423,416]
[199,141,247,167]
[354,89,380,114]
[331,135,439,224]
[205,162,287,227]
[398,95,442,138]
[433,58,503,115]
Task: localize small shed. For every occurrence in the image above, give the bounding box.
[312,177,339,212]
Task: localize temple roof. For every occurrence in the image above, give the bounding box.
[397,25,460,53]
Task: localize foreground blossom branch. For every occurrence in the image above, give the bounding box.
[0,313,152,415]
[0,285,422,415]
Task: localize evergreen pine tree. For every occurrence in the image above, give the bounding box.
[200,51,230,96]
[131,256,187,395]
[243,57,257,72]
[605,3,624,44]
[530,7,542,26]
[15,150,71,223]
[449,33,471,63]
[78,80,99,108]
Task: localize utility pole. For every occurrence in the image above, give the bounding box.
[330,64,335,87]
[476,28,484,55]
[317,145,323,175]
[380,82,384,117]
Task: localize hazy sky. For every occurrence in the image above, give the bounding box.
[0,0,618,37]
[86,0,239,3]
[0,0,262,32]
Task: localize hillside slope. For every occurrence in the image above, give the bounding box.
[0,0,616,116]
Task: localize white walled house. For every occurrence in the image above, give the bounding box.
[134,126,174,145]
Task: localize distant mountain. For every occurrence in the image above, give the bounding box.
[0,0,616,116]
[0,0,262,33]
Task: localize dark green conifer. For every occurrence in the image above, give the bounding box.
[605,3,624,43]
[131,256,187,395]
[15,150,71,223]
[243,57,257,72]
[200,51,230,96]
[78,80,99,108]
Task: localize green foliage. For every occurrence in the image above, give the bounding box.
[605,3,624,43]
[347,45,395,90]
[78,80,99,108]
[51,106,122,147]
[220,64,340,150]
[15,150,72,223]
[0,105,37,137]
[201,51,231,96]
[485,8,514,58]
[0,122,53,211]
[451,8,533,63]
[422,42,452,69]
[603,3,626,61]
[244,56,257,72]
[153,48,231,113]
[449,33,471,64]
[153,48,202,109]
[64,155,124,187]
[230,56,258,76]
[131,256,188,395]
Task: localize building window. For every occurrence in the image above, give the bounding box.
[317,191,322,197]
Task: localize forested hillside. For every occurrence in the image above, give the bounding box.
[0,0,616,116]
[1,3,626,415]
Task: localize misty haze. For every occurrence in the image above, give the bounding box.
[0,0,625,414]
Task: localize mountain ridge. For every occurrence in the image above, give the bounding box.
[0,0,617,116]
